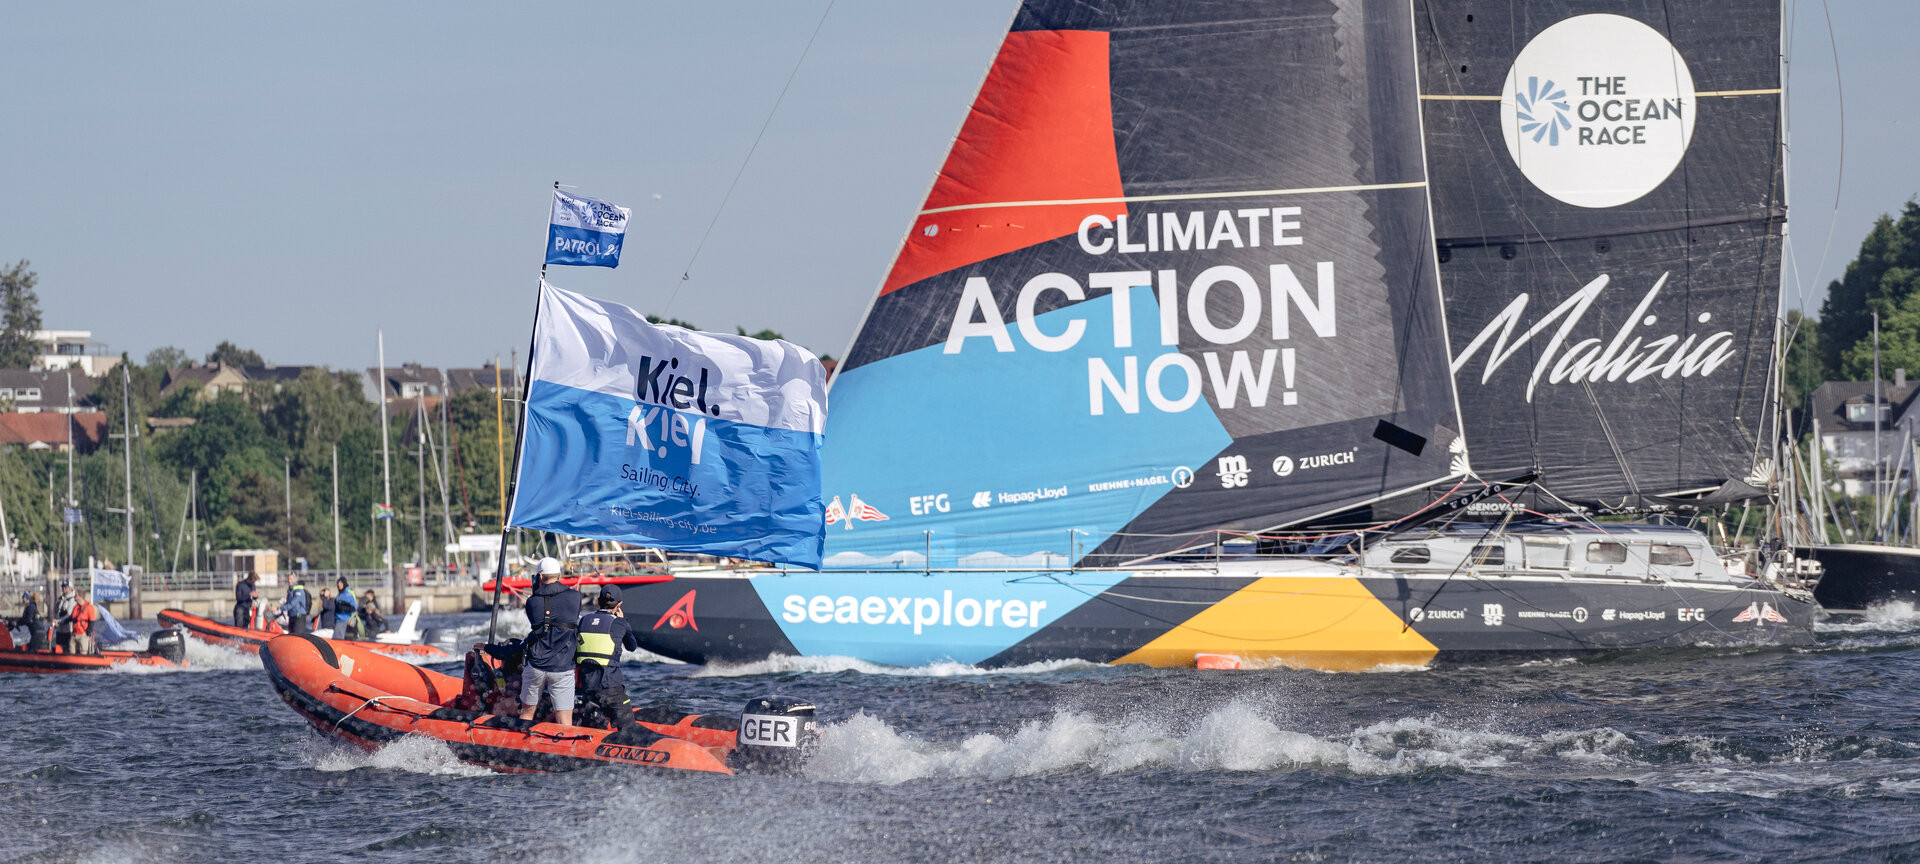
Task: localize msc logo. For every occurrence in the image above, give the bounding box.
[1515,76,1572,145]
[594,743,670,764]
[1482,603,1505,627]
[1217,455,1250,489]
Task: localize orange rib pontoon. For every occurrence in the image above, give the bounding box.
[159,609,451,659]
[261,634,752,774]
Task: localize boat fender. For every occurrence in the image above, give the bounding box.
[146,627,187,664]
[730,696,817,775]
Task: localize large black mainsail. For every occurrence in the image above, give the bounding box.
[820,0,1464,568]
[1414,1,1785,510]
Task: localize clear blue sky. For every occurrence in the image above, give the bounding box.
[1,1,1908,371]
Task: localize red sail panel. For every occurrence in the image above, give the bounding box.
[880,29,1125,296]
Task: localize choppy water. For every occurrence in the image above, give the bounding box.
[4,604,1920,863]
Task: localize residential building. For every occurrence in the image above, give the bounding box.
[0,369,98,413]
[29,329,120,376]
[0,411,108,452]
[366,363,446,404]
[1809,371,1920,498]
[159,363,329,402]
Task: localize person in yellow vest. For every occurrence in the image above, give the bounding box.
[575,585,642,731]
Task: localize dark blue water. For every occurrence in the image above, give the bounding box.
[4,605,1919,864]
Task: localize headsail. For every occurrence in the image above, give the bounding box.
[1415,2,1785,510]
[823,0,1464,568]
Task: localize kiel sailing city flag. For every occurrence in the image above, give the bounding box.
[508,282,829,568]
[546,189,630,268]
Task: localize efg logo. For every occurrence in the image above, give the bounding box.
[1500,14,1697,208]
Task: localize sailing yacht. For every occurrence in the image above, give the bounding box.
[612,0,1812,671]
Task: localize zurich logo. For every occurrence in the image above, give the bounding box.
[1515,76,1571,146]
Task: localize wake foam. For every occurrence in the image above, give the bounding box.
[803,703,1900,786]
[805,705,1544,784]
[693,653,1100,678]
[304,734,492,778]
[1815,600,1920,633]
[183,638,263,670]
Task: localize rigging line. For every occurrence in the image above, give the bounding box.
[1806,0,1846,304]
[916,181,1429,215]
[1401,494,1520,634]
[1419,89,1779,101]
[663,0,836,317]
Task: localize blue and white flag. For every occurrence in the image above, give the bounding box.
[545,189,630,268]
[88,568,130,602]
[508,281,828,568]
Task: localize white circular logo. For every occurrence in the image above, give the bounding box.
[1500,14,1696,208]
[1171,466,1195,489]
[1271,456,1295,477]
[1409,607,1425,622]
[1573,607,1589,623]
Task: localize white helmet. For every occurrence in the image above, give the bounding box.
[538,556,563,576]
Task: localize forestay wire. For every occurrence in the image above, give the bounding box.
[664,0,837,317]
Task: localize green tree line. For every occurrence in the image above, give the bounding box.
[1786,199,1920,413]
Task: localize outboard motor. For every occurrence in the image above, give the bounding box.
[146,627,187,664]
[730,696,818,775]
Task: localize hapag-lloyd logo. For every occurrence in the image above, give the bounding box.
[1452,271,1736,402]
[1500,14,1697,208]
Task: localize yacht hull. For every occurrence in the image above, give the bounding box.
[617,563,1814,671]
[1797,544,1920,612]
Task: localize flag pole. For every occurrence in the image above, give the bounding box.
[485,182,559,645]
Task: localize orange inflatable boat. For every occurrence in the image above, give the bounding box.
[158,609,451,659]
[0,626,187,673]
[261,634,818,774]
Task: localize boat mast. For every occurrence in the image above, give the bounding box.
[416,395,427,571]
[378,330,394,574]
[122,364,133,572]
[332,444,341,571]
[1871,312,1883,535]
[65,372,75,578]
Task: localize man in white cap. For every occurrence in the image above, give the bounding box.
[517,557,583,726]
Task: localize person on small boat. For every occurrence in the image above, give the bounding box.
[315,588,335,634]
[233,573,259,629]
[53,583,77,654]
[333,578,361,639]
[70,593,99,656]
[575,585,641,731]
[517,557,581,726]
[9,591,49,651]
[279,573,312,636]
[358,589,387,636]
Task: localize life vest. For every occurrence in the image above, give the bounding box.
[72,601,97,636]
[575,611,621,667]
[283,586,310,617]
